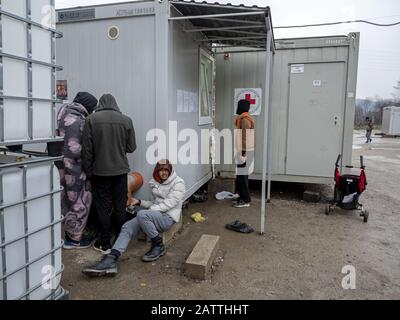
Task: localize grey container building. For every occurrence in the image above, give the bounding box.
[56,0,275,201]
[216,34,360,189]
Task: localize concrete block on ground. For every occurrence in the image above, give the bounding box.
[303,190,321,202]
[184,234,220,280]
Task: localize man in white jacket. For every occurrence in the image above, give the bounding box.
[83,159,186,276]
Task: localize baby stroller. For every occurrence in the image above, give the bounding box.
[325,154,369,223]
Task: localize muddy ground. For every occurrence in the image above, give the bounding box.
[61,131,400,299]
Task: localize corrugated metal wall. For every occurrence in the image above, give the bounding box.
[56,3,213,199]
[57,15,157,199]
[215,51,266,176]
[168,11,213,197]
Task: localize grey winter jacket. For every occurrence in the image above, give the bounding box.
[82,94,136,176]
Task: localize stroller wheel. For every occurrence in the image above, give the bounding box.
[325,205,330,215]
[363,210,369,223]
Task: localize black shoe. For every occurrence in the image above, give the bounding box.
[225,220,254,233]
[233,200,250,208]
[142,236,166,262]
[82,254,118,277]
[142,243,166,262]
[93,240,112,255]
[231,197,242,204]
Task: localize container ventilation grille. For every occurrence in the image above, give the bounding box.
[108,26,120,40]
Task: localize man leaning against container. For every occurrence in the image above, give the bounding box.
[82,94,137,254]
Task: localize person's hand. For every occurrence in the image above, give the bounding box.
[131,198,140,206]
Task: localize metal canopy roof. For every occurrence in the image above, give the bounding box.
[169,0,274,50]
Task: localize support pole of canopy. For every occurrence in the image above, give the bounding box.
[260,18,272,235]
[267,54,274,203]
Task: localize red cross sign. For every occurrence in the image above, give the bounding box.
[245,93,256,105]
[234,88,262,116]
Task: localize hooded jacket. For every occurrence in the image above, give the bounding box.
[140,171,186,223]
[82,94,136,176]
[235,100,255,154]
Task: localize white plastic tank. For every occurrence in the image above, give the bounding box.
[382,106,400,136]
[0,0,60,145]
[0,155,63,300]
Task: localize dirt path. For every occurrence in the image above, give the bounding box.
[61,131,400,299]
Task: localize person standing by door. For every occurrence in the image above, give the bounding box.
[233,99,255,208]
[82,94,136,254]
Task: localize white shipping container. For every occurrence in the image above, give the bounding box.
[0,0,61,146]
[55,1,276,200]
[382,106,400,136]
[216,34,360,185]
[0,156,64,300]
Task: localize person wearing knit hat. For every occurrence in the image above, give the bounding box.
[73,92,98,115]
[233,99,255,208]
[56,92,98,249]
[82,160,186,277]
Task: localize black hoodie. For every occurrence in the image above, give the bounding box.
[82,94,136,176]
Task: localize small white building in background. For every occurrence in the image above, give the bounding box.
[382,106,400,136]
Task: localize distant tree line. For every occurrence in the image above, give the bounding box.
[355,80,400,126]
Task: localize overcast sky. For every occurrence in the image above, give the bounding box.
[55,0,400,100]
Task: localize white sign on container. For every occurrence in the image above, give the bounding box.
[291,64,304,73]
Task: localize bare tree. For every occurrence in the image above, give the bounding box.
[354,105,365,126]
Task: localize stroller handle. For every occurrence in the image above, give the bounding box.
[335,154,341,167]
[360,155,365,169]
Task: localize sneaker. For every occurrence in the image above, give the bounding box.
[233,200,250,208]
[63,236,93,250]
[231,197,242,204]
[82,254,118,277]
[93,240,112,255]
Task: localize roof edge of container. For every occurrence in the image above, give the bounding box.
[56,0,153,12]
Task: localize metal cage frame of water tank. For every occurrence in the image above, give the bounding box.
[0,0,64,146]
[0,155,64,300]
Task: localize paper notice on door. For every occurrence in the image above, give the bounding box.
[183,91,190,112]
[178,90,198,113]
[177,90,184,112]
[189,92,198,113]
[291,64,304,73]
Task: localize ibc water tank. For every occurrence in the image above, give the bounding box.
[0,155,64,300]
[0,0,62,146]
